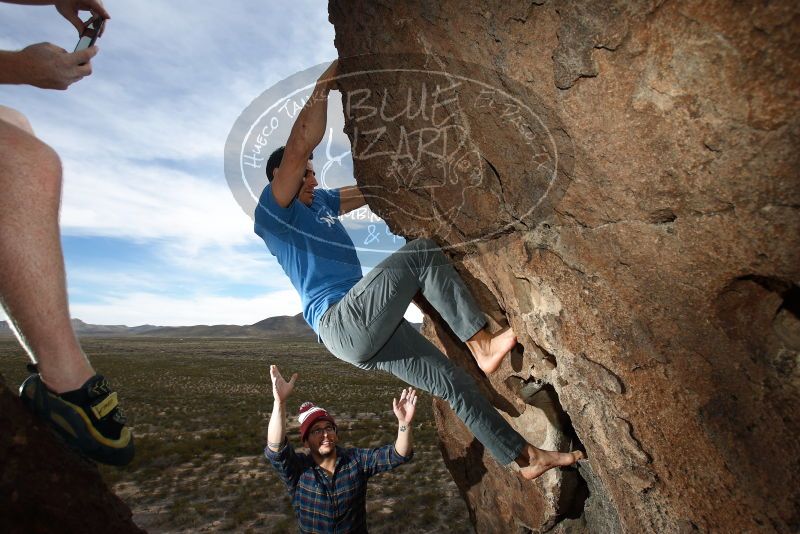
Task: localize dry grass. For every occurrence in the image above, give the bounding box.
[0,337,472,533]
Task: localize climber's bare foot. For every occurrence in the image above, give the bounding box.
[466,327,517,374]
[516,444,584,480]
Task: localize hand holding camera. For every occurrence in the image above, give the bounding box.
[16,42,96,90]
[54,0,110,35]
[5,1,109,90]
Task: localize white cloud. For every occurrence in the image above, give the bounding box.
[59,155,254,248]
[404,303,424,324]
[0,1,428,329]
[158,241,286,286]
[63,245,286,298]
[66,268,168,295]
[1,0,337,181]
[70,290,303,326]
[1,276,425,326]
[68,292,423,327]
[0,36,23,50]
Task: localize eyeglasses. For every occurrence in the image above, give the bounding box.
[309,425,336,437]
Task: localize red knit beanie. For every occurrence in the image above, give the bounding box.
[298,401,336,442]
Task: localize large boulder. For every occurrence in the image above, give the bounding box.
[328,1,800,532]
[0,374,142,532]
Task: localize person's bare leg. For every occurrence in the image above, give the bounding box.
[465,326,517,374]
[515,443,584,480]
[0,107,93,393]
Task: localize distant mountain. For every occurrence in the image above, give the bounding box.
[251,313,317,337]
[0,314,421,339]
[0,314,313,339]
[69,318,163,336]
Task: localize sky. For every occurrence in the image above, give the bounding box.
[0,0,423,326]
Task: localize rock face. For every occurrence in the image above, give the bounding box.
[0,374,143,532]
[329,1,799,532]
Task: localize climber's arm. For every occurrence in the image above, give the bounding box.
[272,60,337,208]
[338,185,367,215]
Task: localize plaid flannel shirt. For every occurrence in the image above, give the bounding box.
[265,440,413,533]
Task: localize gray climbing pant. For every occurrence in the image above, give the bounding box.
[318,238,526,465]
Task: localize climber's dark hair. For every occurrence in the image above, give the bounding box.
[266,146,313,183]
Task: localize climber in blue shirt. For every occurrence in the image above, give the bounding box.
[254,60,583,481]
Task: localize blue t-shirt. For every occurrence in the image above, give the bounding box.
[254,185,363,333]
